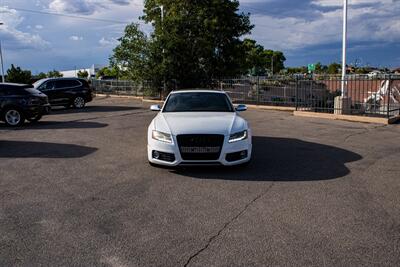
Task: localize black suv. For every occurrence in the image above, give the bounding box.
[0,83,50,126]
[33,78,94,109]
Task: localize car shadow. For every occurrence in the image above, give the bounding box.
[49,105,140,114]
[0,141,97,158]
[172,136,362,181]
[0,121,108,130]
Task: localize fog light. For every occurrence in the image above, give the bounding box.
[153,151,160,159]
[240,151,247,157]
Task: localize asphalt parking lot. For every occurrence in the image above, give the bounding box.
[1,96,400,266]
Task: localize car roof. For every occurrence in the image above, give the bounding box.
[0,83,33,89]
[170,89,226,94]
[39,77,84,82]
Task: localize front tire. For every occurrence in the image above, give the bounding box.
[3,108,25,127]
[72,96,86,109]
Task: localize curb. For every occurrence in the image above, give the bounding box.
[294,111,400,125]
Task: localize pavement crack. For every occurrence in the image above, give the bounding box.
[183,184,274,267]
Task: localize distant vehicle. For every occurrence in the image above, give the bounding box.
[33,78,94,109]
[0,83,50,126]
[147,90,252,167]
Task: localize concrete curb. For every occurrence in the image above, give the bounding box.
[95,94,164,104]
[294,111,400,125]
[246,104,295,112]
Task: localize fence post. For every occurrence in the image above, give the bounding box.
[387,76,392,118]
[256,76,260,105]
[295,76,299,110]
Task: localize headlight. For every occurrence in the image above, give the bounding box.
[152,130,172,143]
[229,130,248,143]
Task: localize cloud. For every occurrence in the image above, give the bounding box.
[48,0,133,15]
[244,0,400,51]
[70,35,84,41]
[99,37,118,47]
[35,25,44,30]
[0,6,50,50]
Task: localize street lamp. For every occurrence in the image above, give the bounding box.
[151,5,166,98]
[0,22,5,83]
[341,0,348,97]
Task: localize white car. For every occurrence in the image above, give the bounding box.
[147,90,252,167]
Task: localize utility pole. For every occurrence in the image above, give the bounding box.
[271,54,274,76]
[160,5,166,99]
[341,0,348,97]
[0,22,5,83]
[151,5,166,98]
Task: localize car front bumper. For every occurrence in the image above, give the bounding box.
[147,135,252,167]
[23,104,51,117]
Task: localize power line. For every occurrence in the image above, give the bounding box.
[7,7,133,24]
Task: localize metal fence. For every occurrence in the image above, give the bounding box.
[91,79,162,99]
[91,76,400,119]
[213,76,400,118]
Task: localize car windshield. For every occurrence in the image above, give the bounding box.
[163,92,234,112]
[32,79,46,88]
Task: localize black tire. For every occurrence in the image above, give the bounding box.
[27,114,43,123]
[2,108,25,127]
[72,96,86,109]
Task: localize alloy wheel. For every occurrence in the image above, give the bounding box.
[5,110,21,126]
[74,97,85,108]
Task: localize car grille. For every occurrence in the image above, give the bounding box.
[177,134,224,160]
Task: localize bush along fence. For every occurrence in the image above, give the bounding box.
[91,75,400,119]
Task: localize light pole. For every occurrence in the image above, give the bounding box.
[151,5,166,98]
[341,0,348,97]
[0,22,5,83]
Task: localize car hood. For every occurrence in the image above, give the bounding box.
[154,112,247,136]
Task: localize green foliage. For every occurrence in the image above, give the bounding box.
[327,62,341,74]
[111,0,253,88]
[6,64,32,84]
[110,23,149,81]
[241,39,286,75]
[96,66,121,79]
[47,70,63,78]
[37,72,47,79]
[315,62,328,74]
[77,70,89,79]
[286,66,307,74]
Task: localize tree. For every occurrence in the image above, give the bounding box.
[37,72,47,79]
[264,50,286,75]
[96,66,121,79]
[327,62,341,74]
[47,70,63,78]
[77,70,89,79]
[315,62,328,74]
[240,39,286,76]
[6,64,32,84]
[112,0,253,88]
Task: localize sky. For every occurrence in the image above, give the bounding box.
[0,0,399,73]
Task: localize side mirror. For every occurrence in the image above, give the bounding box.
[150,104,161,111]
[235,104,247,112]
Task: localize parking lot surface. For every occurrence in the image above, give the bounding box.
[1,96,400,266]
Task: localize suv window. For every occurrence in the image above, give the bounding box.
[55,80,81,89]
[39,81,55,91]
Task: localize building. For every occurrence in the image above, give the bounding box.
[60,64,106,78]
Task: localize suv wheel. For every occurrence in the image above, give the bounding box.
[73,96,86,109]
[3,108,25,127]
